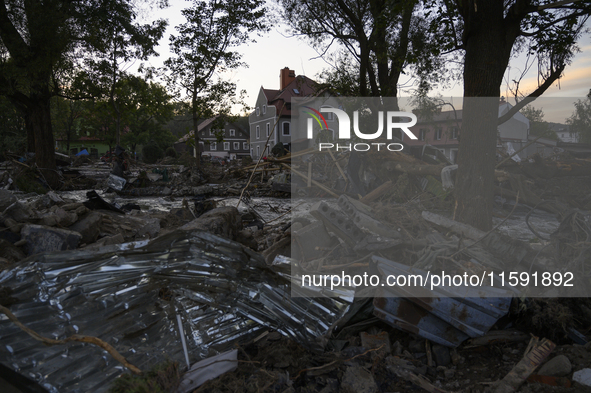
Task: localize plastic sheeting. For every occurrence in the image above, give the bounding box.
[0,230,354,393]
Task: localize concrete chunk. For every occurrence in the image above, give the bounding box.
[21,224,81,255]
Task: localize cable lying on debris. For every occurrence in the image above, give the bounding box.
[0,304,143,375]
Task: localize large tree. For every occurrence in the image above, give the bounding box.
[118,75,176,153]
[280,0,440,102]
[567,89,591,143]
[165,0,268,167]
[433,0,591,230]
[0,0,166,187]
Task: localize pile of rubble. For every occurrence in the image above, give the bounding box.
[1,143,591,392]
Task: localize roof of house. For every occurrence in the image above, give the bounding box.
[262,75,321,116]
[175,117,249,144]
[175,118,218,143]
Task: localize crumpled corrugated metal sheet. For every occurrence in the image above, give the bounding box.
[0,231,354,393]
[372,256,514,347]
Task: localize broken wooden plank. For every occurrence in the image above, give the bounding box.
[360,181,393,204]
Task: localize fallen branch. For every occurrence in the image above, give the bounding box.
[293,344,385,380]
[0,304,142,375]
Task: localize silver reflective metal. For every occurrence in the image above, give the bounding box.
[0,231,354,393]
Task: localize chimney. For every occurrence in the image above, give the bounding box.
[280,67,296,90]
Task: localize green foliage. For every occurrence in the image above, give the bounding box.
[165,0,268,163]
[109,361,181,393]
[142,143,164,164]
[567,90,591,143]
[521,105,557,140]
[281,0,442,98]
[117,75,176,152]
[0,0,169,187]
[165,147,177,158]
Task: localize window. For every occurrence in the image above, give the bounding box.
[233,142,240,150]
[256,126,260,139]
[209,129,214,136]
[451,127,458,140]
[210,142,217,150]
[229,129,235,136]
[293,88,299,94]
[419,129,426,141]
[435,128,442,140]
[321,106,334,121]
[223,142,230,150]
[256,107,260,116]
[256,145,260,158]
[266,123,270,137]
[282,122,290,136]
[262,105,266,114]
[243,142,248,150]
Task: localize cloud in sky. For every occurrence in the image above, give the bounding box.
[151,0,590,123]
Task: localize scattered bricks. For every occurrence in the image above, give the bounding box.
[292,220,332,261]
[310,201,364,245]
[21,224,81,255]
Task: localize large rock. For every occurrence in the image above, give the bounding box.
[3,201,33,222]
[0,189,17,211]
[39,206,78,228]
[21,224,81,255]
[538,355,572,377]
[69,211,103,244]
[180,206,241,240]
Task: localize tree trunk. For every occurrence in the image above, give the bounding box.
[28,96,59,188]
[454,1,510,231]
[192,108,201,169]
[25,118,35,153]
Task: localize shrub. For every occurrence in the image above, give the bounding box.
[142,144,164,164]
[165,147,177,158]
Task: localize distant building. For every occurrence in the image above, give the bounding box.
[249,67,323,159]
[174,118,250,159]
[549,123,580,143]
[55,136,110,158]
[406,99,530,163]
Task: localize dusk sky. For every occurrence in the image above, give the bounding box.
[145,0,591,124]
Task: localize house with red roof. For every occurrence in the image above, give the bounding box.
[249,67,326,159]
